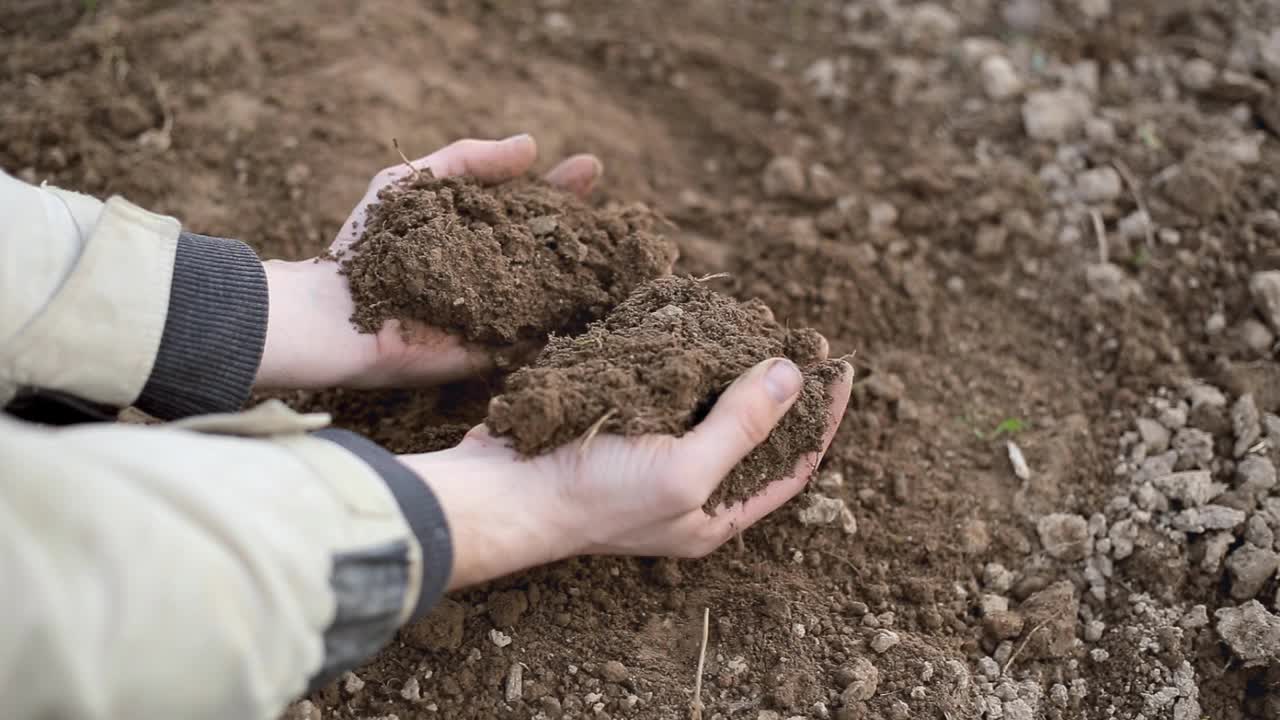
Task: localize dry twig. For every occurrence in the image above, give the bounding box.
[1002,614,1056,675]
[1090,210,1108,264]
[690,607,710,720]
[578,409,616,458]
[694,272,731,283]
[1112,160,1155,248]
[392,137,422,180]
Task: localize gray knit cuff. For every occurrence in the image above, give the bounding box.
[134,232,268,420]
[313,428,454,622]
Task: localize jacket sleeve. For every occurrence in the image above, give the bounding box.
[0,401,453,720]
[0,168,267,419]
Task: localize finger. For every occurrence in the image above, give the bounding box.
[677,357,805,491]
[421,134,539,182]
[709,360,854,528]
[544,154,604,198]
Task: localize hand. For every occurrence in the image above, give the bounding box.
[255,135,604,390]
[399,356,855,590]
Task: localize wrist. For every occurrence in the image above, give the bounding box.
[256,259,377,389]
[399,444,580,590]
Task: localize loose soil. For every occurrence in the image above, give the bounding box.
[486,275,843,510]
[343,174,675,346]
[6,1,1280,718]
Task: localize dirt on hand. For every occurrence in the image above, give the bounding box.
[342,174,677,346]
[486,275,844,510]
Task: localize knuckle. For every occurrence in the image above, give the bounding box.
[734,409,774,448]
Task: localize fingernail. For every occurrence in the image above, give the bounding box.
[501,133,533,145]
[764,359,802,404]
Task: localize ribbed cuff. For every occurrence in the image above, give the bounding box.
[135,232,268,420]
[314,428,454,621]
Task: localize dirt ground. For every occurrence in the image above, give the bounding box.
[5,0,1280,718]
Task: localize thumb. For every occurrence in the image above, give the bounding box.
[677,358,803,489]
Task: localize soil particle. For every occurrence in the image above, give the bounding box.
[486,276,845,510]
[343,175,676,345]
[1017,581,1079,660]
[1036,513,1092,561]
[486,589,528,628]
[1216,600,1280,668]
[401,598,466,651]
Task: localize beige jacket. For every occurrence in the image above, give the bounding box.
[0,170,446,720]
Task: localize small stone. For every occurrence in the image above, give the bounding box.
[837,657,880,702]
[1215,600,1280,667]
[1085,116,1117,145]
[868,201,899,231]
[1152,470,1222,507]
[504,663,524,702]
[1172,428,1214,470]
[1037,513,1093,561]
[1085,262,1140,303]
[984,610,1025,640]
[342,671,366,695]
[1245,515,1275,549]
[1109,518,1138,560]
[870,630,900,653]
[400,676,422,702]
[1238,455,1277,493]
[528,216,559,236]
[808,163,841,200]
[1225,544,1280,600]
[601,660,629,683]
[1180,58,1217,92]
[488,590,530,628]
[1019,581,1079,659]
[1004,699,1035,720]
[1239,319,1275,355]
[1187,383,1228,411]
[797,494,848,526]
[1136,418,1171,454]
[1172,505,1246,533]
[1159,404,1189,430]
[981,55,1023,100]
[283,700,322,720]
[1022,88,1093,141]
[983,562,1015,593]
[490,629,513,648]
[1202,531,1235,574]
[1075,167,1123,203]
[1118,210,1152,242]
[1232,394,1262,457]
[1084,620,1105,642]
[762,156,807,199]
[1180,605,1210,629]
[978,656,1001,679]
[901,3,959,48]
[1250,271,1280,335]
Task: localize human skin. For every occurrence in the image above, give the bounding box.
[254,135,854,588]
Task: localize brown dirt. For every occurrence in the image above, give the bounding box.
[7,0,1280,718]
[343,174,675,346]
[486,275,843,510]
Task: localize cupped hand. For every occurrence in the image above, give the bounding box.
[255,135,604,390]
[400,355,855,590]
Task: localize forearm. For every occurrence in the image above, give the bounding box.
[0,409,452,720]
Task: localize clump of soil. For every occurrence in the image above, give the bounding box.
[486,275,845,511]
[342,174,677,345]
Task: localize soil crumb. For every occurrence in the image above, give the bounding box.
[486,275,845,511]
[342,174,677,345]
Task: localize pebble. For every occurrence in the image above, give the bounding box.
[1159,404,1189,430]
[400,676,422,702]
[283,700,322,720]
[868,201,899,231]
[1075,167,1123,203]
[981,55,1023,100]
[1118,210,1152,242]
[870,630,900,653]
[796,494,848,526]
[504,663,523,702]
[1022,88,1093,141]
[1037,513,1093,561]
[1152,470,1221,507]
[342,672,366,695]
[1173,505,1247,533]
[762,156,807,199]
[983,562,1015,593]
[1237,455,1278,493]
[837,657,880,702]
[1239,319,1275,355]
[1249,271,1280,335]
[1136,418,1171,454]
[1225,544,1280,600]
[1202,531,1235,573]
[601,660,629,683]
[1215,600,1280,667]
[1085,116,1117,145]
[1179,58,1217,92]
[1171,428,1214,470]
[1245,515,1275,549]
[1231,394,1262,457]
[489,629,513,648]
[981,593,1010,615]
[984,610,1025,640]
[901,3,959,48]
[1084,620,1106,642]
[978,656,1001,679]
[1108,518,1138,559]
[1085,262,1141,302]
